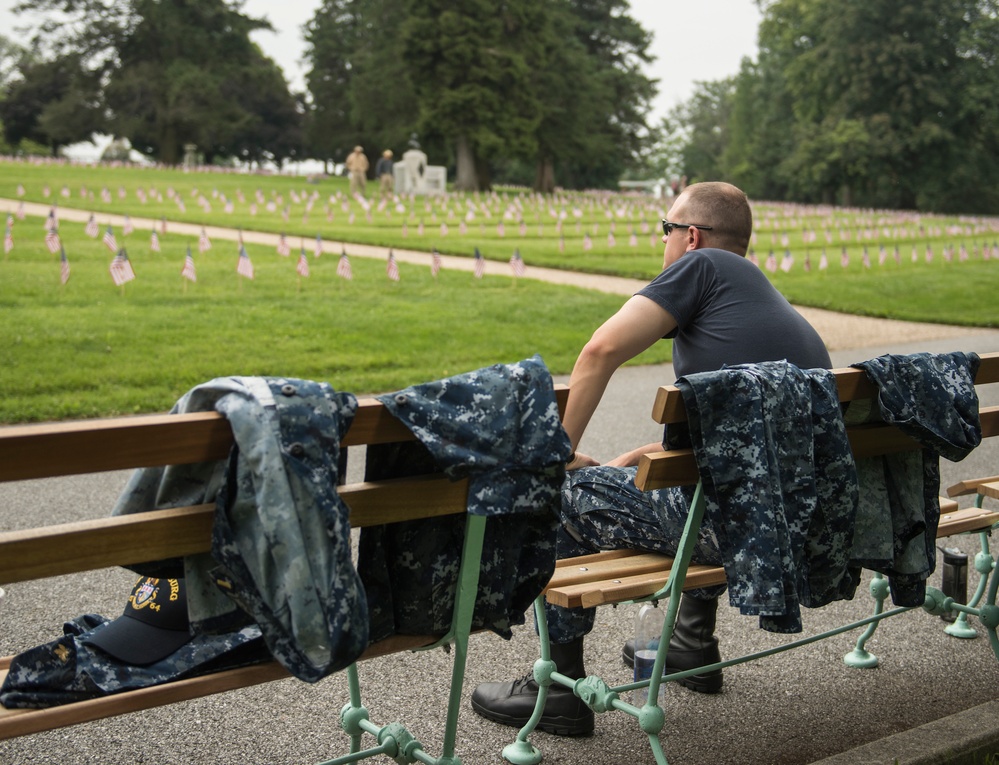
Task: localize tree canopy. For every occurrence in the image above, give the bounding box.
[669,0,999,214]
[3,0,303,166]
[303,0,658,191]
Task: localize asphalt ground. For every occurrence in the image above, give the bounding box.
[1,200,998,763]
[2,330,998,765]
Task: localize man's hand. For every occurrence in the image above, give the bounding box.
[604,442,664,468]
[566,452,600,471]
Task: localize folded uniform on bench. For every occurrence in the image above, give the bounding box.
[0,577,268,709]
[673,352,982,633]
[360,354,572,642]
[848,351,982,606]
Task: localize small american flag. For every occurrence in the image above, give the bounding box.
[103,225,118,253]
[473,247,485,279]
[46,207,57,230]
[3,221,12,254]
[509,249,526,277]
[386,250,400,281]
[150,229,161,252]
[276,233,290,257]
[819,250,829,270]
[314,233,323,258]
[780,249,794,273]
[237,245,254,280]
[181,247,197,282]
[765,251,777,273]
[337,249,353,280]
[109,249,136,286]
[199,228,211,253]
[160,216,167,234]
[582,233,592,251]
[861,247,871,268]
[123,214,134,236]
[431,248,441,277]
[85,215,99,237]
[297,247,310,278]
[840,247,850,268]
[45,228,61,254]
[60,246,70,285]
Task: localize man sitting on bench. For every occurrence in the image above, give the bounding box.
[471,181,833,737]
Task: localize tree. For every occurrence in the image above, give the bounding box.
[747,0,985,209]
[402,0,545,191]
[14,0,299,166]
[303,0,421,172]
[0,53,105,155]
[546,0,656,190]
[303,0,362,172]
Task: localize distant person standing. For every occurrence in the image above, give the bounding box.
[375,150,394,200]
[345,146,369,198]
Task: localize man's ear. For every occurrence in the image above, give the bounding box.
[686,226,703,251]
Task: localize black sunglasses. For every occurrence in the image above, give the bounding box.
[662,219,714,236]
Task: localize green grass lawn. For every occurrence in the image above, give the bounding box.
[2,159,998,422]
[0,216,667,422]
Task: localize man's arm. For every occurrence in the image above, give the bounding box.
[562,295,677,456]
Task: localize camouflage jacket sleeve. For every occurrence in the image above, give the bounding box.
[676,361,860,633]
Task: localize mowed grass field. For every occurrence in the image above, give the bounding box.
[2,158,998,422]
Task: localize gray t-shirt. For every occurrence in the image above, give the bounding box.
[636,248,832,378]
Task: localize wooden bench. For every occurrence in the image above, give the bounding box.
[505,352,999,765]
[0,384,569,765]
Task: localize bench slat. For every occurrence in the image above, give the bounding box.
[979,481,999,503]
[0,475,469,585]
[544,552,679,593]
[938,505,999,535]
[544,503,999,610]
[0,386,570,484]
[0,399,415,483]
[651,352,999,426]
[0,633,440,741]
[636,406,999,492]
[947,475,999,498]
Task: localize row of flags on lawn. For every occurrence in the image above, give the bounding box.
[4,210,532,287]
[749,241,997,273]
[13,204,994,291]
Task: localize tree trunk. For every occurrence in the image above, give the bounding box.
[534,157,555,193]
[160,122,179,166]
[455,134,479,191]
[475,155,492,192]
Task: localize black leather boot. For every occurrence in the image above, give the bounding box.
[622,595,723,694]
[470,638,595,737]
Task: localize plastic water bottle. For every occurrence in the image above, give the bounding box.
[633,603,664,705]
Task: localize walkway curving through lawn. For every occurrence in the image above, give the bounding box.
[5,198,989,352]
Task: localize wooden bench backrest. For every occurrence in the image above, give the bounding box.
[637,352,999,491]
[0,387,569,585]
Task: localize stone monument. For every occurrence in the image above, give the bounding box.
[392,136,446,196]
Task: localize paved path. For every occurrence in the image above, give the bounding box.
[4,198,989,353]
[2,199,998,765]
